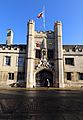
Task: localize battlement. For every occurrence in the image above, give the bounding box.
[63,45,83,54]
[0,44,26,53]
[35,30,54,39]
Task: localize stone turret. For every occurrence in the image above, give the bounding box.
[54,21,64,87]
[6,29,13,45]
[25,20,35,88]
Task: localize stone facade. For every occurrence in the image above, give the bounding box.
[0,20,83,88]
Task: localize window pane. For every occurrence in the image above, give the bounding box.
[4,56,11,65]
[8,73,11,79]
[18,57,24,66]
[17,72,25,81]
[36,50,41,58]
[12,73,14,80]
[65,58,74,65]
[48,50,54,59]
[67,72,71,80]
[79,73,83,80]
[8,73,14,80]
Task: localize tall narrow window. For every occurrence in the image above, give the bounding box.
[67,72,71,80]
[8,73,14,80]
[17,72,25,81]
[48,49,54,59]
[78,73,83,80]
[36,50,41,59]
[4,56,11,66]
[17,57,24,66]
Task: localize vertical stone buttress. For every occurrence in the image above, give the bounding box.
[26,20,35,88]
[54,21,64,88]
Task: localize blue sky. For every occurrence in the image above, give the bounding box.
[0,0,83,44]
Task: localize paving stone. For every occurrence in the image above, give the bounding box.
[0,90,82,119]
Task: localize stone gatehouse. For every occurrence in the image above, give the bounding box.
[0,20,83,88]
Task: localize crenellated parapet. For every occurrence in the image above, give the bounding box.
[0,45,26,53]
[63,45,83,55]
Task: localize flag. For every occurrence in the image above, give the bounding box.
[37,12,43,18]
[37,6,45,29]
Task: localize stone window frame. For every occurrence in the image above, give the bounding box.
[78,73,83,80]
[3,55,11,66]
[65,58,74,66]
[66,72,72,80]
[16,56,24,67]
[8,73,14,80]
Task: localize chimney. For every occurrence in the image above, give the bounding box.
[6,29,13,45]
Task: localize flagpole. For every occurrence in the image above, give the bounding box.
[43,5,45,31]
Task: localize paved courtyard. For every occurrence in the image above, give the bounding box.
[0,90,83,120]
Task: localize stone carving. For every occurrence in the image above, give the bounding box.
[35,57,54,71]
[35,37,54,71]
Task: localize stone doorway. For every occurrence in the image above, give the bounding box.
[36,69,53,87]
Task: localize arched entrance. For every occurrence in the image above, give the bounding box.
[36,69,53,87]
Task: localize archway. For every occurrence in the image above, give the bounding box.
[36,69,53,87]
